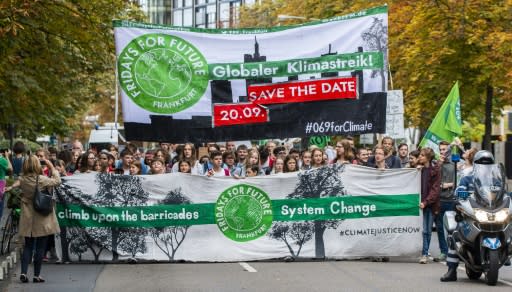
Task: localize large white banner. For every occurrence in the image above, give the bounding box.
[113,6,389,142]
[55,165,421,262]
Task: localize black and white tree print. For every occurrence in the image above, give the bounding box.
[269,165,347,258]
[118,228,147,258]
[150,188,191,261]
[268,221,314,258]
[55,180,94,262]
[362,17,388,92]
[94,173,150,261]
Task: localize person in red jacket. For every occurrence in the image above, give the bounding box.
[418,147,441,264]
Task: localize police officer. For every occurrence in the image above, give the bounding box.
[441,150,496,282]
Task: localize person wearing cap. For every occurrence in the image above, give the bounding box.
[440,150,507,281]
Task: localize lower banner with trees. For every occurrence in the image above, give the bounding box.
[55,165,421,262]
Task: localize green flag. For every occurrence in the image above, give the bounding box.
[419,82,462,154]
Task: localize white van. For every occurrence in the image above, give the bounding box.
[88,123,125,151]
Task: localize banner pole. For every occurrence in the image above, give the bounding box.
[388,54,394,90]
[114,62,119,132]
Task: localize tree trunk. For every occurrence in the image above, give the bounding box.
[111,228,119,261]
[483,85,493,151]
[314,221,326,259]
[60,227,70,262]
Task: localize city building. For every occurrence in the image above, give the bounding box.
[136,0,257,28]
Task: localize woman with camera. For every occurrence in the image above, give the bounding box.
[5,155,61,283]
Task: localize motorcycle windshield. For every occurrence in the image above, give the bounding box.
[472,164,505,209]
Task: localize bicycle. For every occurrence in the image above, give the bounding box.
[1,187,21,255]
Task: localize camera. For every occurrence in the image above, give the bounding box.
[40,160,46,166]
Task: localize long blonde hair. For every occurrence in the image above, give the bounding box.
[22,155,43,176]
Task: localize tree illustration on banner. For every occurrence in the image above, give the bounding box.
[268,221,314,258]
[55,181,94,262]
[67,227,88,261]
[150,188,191,261]
[270,165,347,258]
[68,227,111,262]
[118,228,147,258]
[94,173,149,261]
[362,16,388,92]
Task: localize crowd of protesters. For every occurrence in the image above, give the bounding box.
[0,135,482,282]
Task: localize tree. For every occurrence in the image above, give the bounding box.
[68,227,90,262]
[270,165,347,259]
[118,228,147,258]
[94,173,149,261]
[362,17,388,92]
[151,188,192,261]
[55,179,94,263]
[268,221,314,258]
[0,0,145,139]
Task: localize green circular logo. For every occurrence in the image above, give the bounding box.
[215,184,273,242]
[118,33,209,114]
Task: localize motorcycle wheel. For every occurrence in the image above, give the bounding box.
[465,264,482,280]
[485,250,500,286]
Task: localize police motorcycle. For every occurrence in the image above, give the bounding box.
[444,151,512,286]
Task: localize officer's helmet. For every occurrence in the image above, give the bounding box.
[473,150,494,165]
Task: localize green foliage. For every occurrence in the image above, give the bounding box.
[0,0,145,140]
[240,0,512,135]
[0,138,43,153]
[461,119,485,143]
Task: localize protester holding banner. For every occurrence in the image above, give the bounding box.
[417,147,441,264]
[434,141,455,262]
[153,149,170,173]
[407,150,420,168]
[311,148,326,169]
[171,143,202,175]
[245,164,259,177]
[115,148,133,175]
[300,150,312,170]
[355,147,369,166]
[398,143,409,168]
[369,137,400,168]
[150,158,166,175]
[98,150,116,173]
[332,139,355,165]
[288,149,300,164]
[129,160,143,175]
[283,155,299,173]
[222,151,237,174]
[270,157,284,174]
[372,145,388,170]
[206,151,230,177]
[178,160,192,174]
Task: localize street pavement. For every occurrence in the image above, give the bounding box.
[3,230,512,292]
[3,258,512,292]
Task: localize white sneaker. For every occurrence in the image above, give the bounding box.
[419,255,428,264]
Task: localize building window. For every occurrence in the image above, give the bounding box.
[219,0,242,28]
[173,9,183,25]
[173,0,183,8]
[183,8,193,26]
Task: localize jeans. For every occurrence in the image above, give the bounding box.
[422,207,434,256]
[21,237,48,277]
[435,201,456,255]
